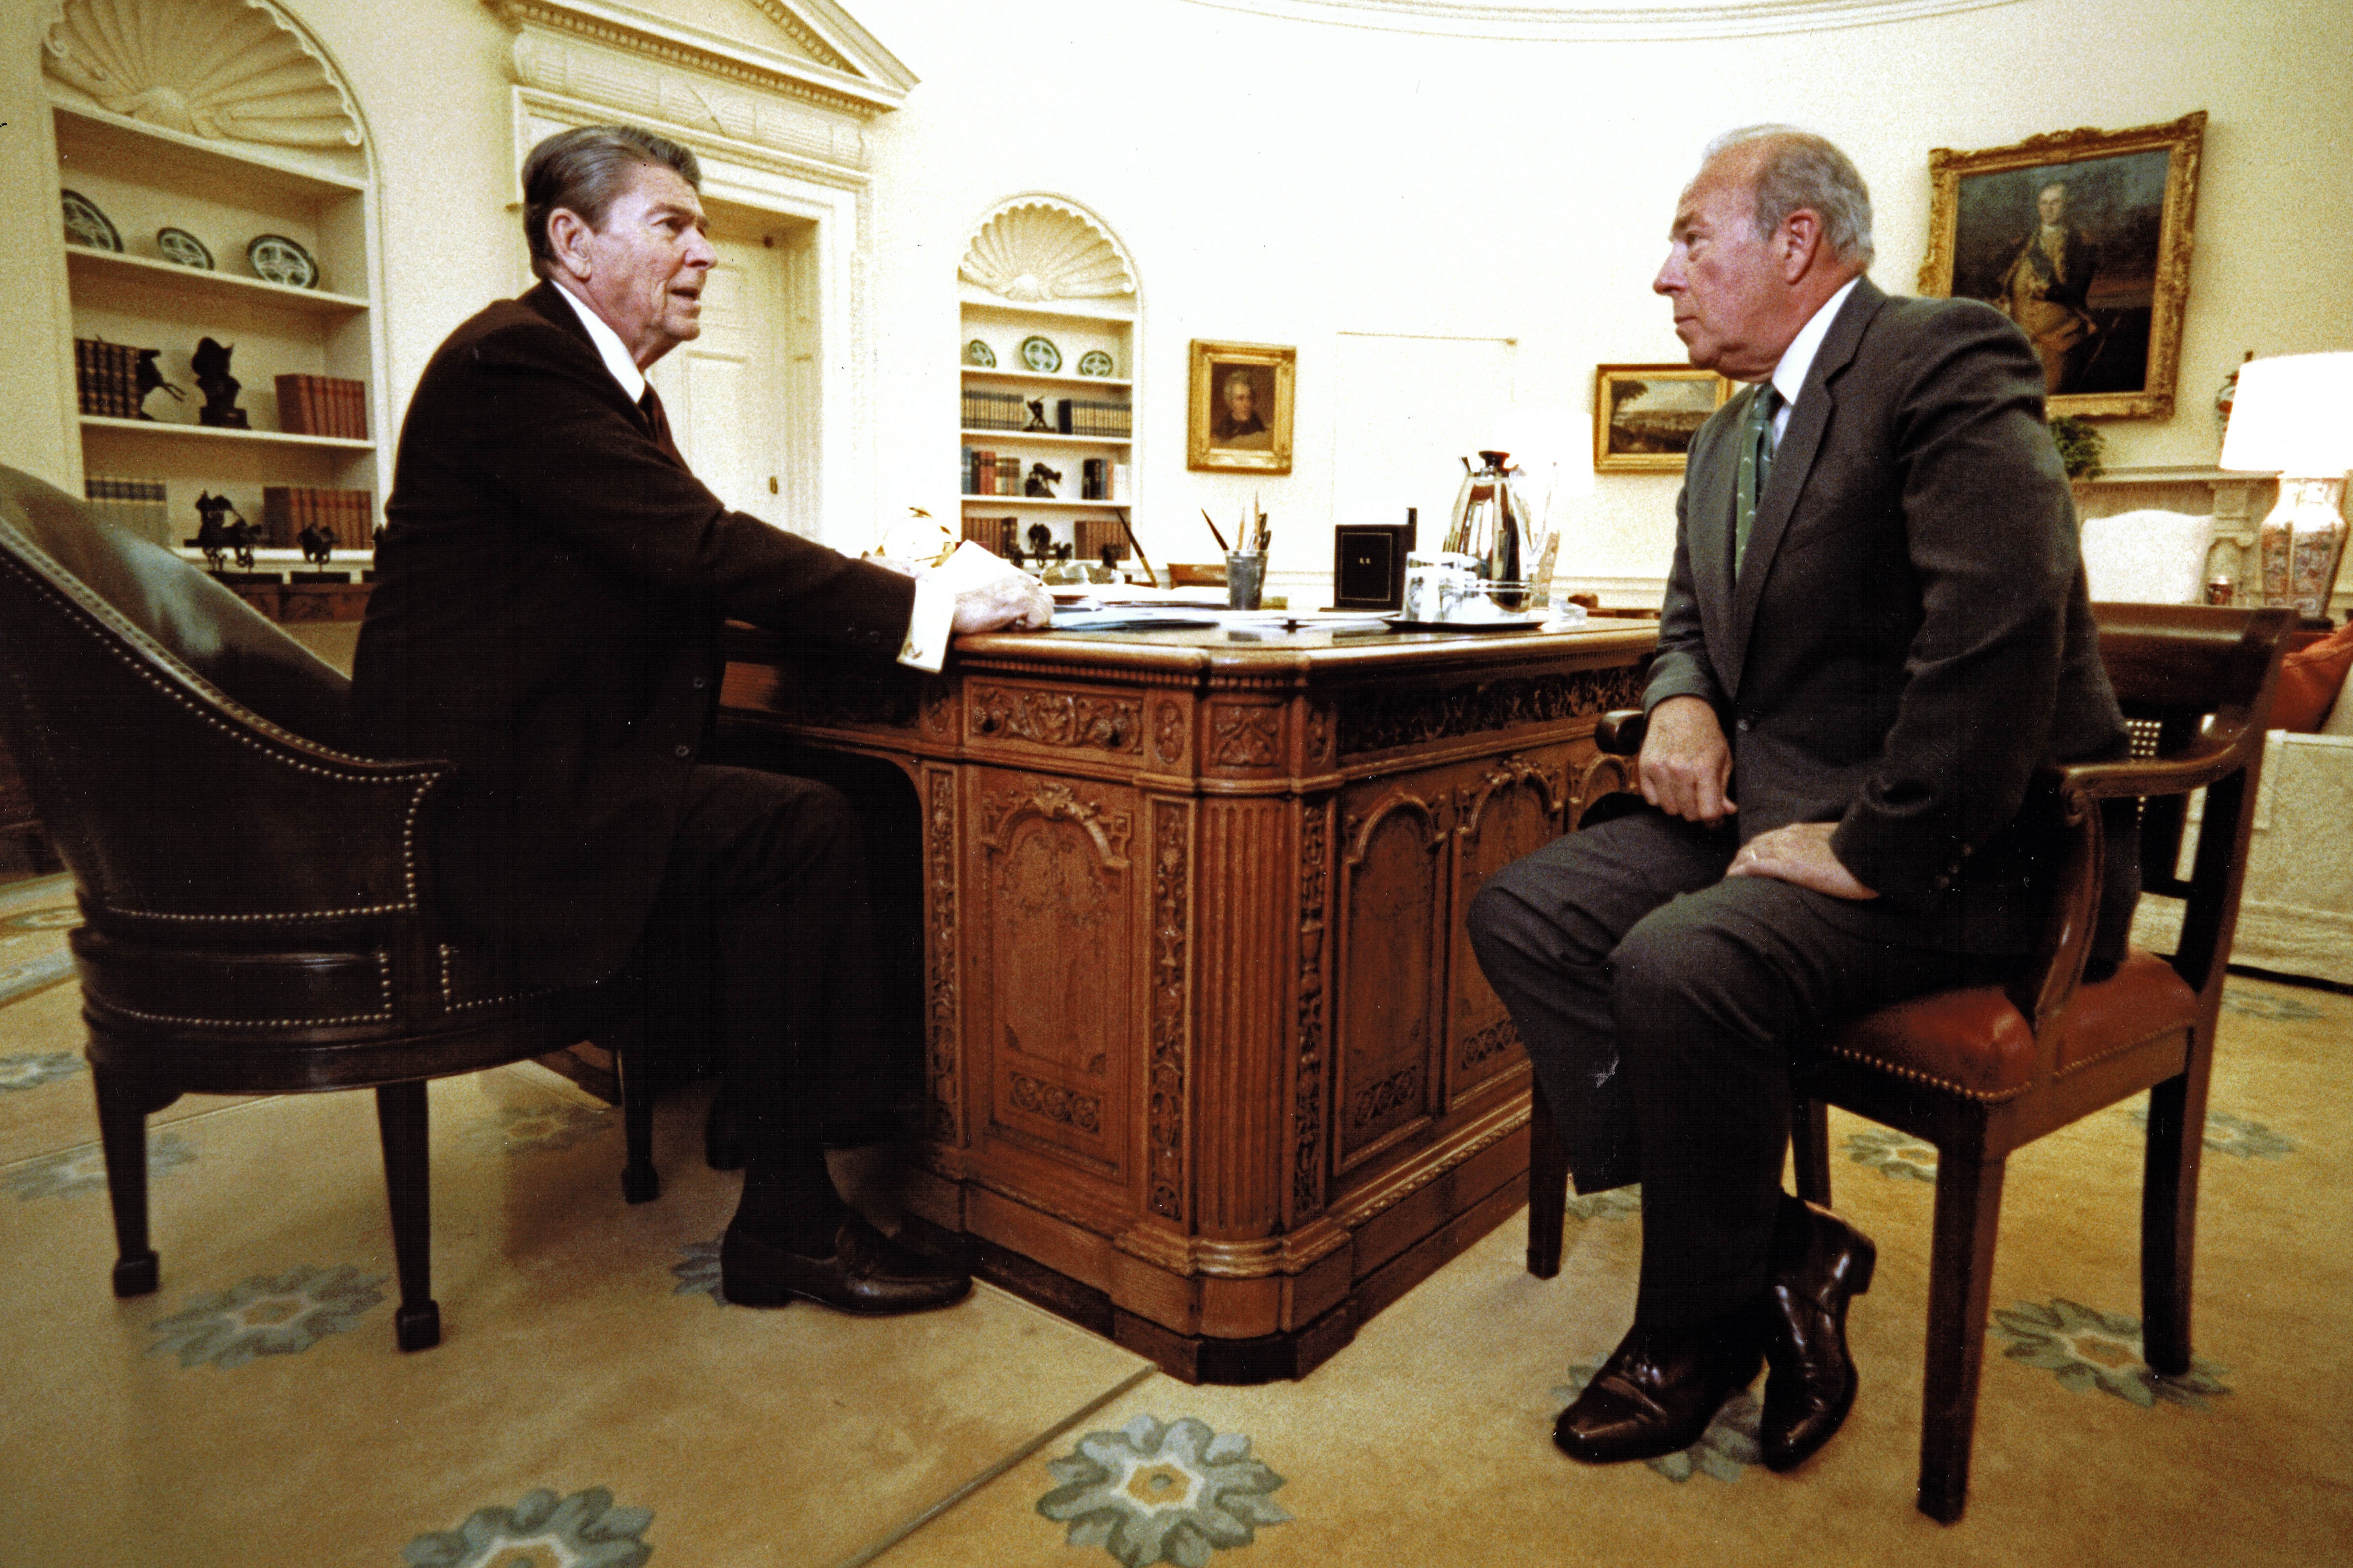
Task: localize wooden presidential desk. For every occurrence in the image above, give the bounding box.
[717,615,1654,1382]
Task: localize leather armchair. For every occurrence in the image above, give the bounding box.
[0,466,658,1351]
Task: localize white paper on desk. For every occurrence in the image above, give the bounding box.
[928,538,1022,592]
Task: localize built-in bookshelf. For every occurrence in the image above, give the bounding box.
[956,197,1139,571]
[49,93,387,594]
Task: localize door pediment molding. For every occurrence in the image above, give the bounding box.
[489,0,911,163]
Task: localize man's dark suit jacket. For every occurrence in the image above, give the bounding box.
[352,281,919,987]
[1642,276,2136,959]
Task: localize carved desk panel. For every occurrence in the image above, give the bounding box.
[719,620,1653,1381]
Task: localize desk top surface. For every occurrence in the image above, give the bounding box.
[727,618,1656,680]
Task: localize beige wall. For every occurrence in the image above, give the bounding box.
[11,0,2351,593]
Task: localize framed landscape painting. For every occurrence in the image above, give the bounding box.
[1919,112,2205,419]
[1593,364,1731,472]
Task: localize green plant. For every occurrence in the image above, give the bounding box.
[2048,415,2106,482]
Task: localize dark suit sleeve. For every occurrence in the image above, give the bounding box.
[460,314,914,641]
[1641,479,1727,717]
[1827,302,2076,898]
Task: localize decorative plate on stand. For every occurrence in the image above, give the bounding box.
[1020,335,1062,374]
[62,190,121,252]
[1076,350,1115,377]
[247,233,318,288]
[965,338,997,368]
[157,227,214,270]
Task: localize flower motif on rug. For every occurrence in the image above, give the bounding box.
[1842,1126,1938,1182]
[468,1099,612,1156]
[146,1263,387,1369]
[2119,1105,2296,1160]
[0,949,76,1007]
[1038,1414,1291,1567]
[1566,1184,1642,1222]
[1553,1363,1762,1482]
[0,1049,85,1093]
[4,1130,194,1200]
[671,1237,726,1306]
[402,1486,653,1568]
[1990,1297,2232,1410]
[2218,986,2323,1021]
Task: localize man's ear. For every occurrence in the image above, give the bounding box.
[545,207,593,281]
[1779,208,1824,282]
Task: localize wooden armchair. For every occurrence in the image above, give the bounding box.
[1526,602,2296,1522]
[0,466,666,1351]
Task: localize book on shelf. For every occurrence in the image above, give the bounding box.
[74,337,150,420]
[960,387,1029,432]
[83,475,170,545]
[1075,518,1128,562]
[1080,458,1109,500]
[262,486,376,551]
[274,374,369,439]
[1054,397,1133,438]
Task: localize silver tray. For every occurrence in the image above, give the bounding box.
[1384,613,1550,633]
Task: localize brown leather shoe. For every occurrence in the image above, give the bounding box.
[720,1213,972,1315]
[1554,1310,1765,1464]
[1760,1201,1876,1472]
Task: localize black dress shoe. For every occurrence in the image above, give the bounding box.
[1554,1310,1765,1464]
[1760,1201,1876,1472]
[720,1213,972,1315]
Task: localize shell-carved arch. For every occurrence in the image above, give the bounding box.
[978,780,1133,870]
[960,193,1139,305]
[43,0,364,150]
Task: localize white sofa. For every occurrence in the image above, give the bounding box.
[2132,684,2353,987]
[2091,510,2353,986]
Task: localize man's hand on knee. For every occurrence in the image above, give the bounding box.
[1639,696,1737,825]
[1726,822,1876,900]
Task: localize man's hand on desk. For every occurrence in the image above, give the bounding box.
[949,569,1053,632]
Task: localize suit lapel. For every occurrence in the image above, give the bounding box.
[1722,277,1888,698]
[521,281,684,470]
[1686,390,1746,679]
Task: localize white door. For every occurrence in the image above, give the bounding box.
[647,207,818,536]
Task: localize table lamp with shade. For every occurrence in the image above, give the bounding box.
[2218,350,2353,618]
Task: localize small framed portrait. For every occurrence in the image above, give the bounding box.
[1188,340,1295,473]
[1592,364,1732,472]
[1919,111,2205,419]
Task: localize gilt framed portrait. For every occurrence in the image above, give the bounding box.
[1919,111,2205,420]
[1188,340,1295,473]
[1593,364,1732,472]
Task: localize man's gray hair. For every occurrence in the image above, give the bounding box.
[522,124,702,279]
[1704,124,1875,269]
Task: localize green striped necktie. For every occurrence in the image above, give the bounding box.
[1734,384,1783,578]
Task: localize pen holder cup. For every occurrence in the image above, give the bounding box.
[1227,553,1266,611]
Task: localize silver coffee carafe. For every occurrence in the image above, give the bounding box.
[1442,450,1555,611]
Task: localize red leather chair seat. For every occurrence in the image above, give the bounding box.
[1824,950,2199,1101]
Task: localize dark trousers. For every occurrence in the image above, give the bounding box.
[1467,808,2012,1327]
[630,765,903,1151]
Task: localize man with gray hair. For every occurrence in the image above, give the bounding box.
[1469,126,2136,1472]
[356,124,1051,1319]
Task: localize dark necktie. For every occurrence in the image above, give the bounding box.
[638,385,682,465]
[1734,385,1783,579]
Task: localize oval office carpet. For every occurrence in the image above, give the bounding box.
[3,866,2349,1566]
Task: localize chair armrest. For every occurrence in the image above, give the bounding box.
[1596,709,1646,756]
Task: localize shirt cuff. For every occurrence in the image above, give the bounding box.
[897,575,957,673]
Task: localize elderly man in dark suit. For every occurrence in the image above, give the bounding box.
[353,124,1051,1316]
[1468,126,2137,1472]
